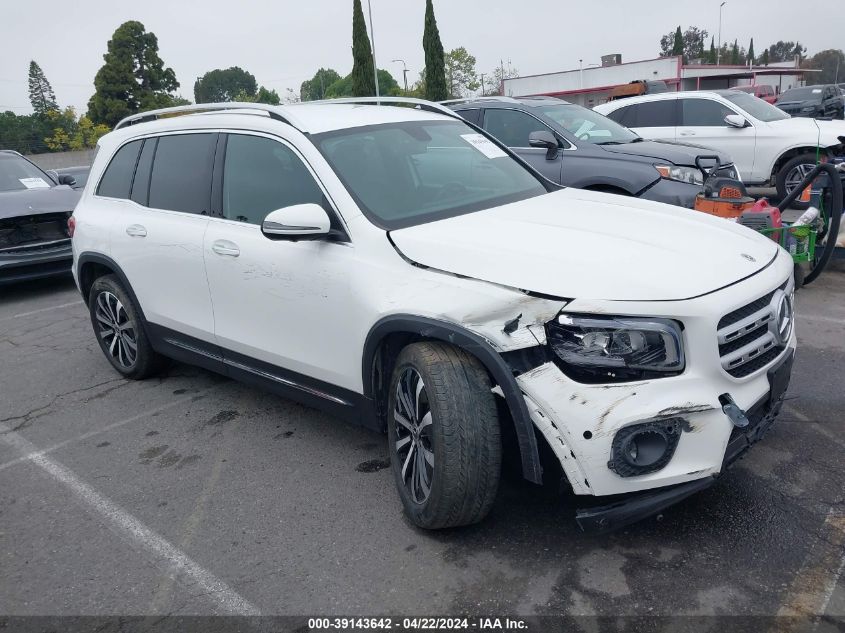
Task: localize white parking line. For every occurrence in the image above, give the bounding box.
[1,300,83,323]
[0,390,214,474]
[0,421,261,616]
[796,313,844,325]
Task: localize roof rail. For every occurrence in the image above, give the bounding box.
[114,102,297,130]
[439,96,522,106]
[304,96,459,120]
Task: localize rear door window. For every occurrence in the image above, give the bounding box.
[629,100,678,127]
[148,133,216,214]
[456,108,482,126]
[681,99,736,126]
[97,140,142,199]
[130,138,156,206]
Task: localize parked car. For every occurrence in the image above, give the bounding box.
[55,166,91,190]
[0,150,80,285]
[447,96,739,209]
[73,100,796,531]
[774,84,844,120]
[733,84,777,104]
[595,90,845,205]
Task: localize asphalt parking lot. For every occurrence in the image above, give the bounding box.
[1,270,844,630]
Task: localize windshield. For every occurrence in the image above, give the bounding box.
[0,153,53,192]
[779,87,823,102]
[534,103,639,145]
[314,120,548,229]
[721,91,790,122]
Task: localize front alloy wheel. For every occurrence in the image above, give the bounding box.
[393,367,435,504]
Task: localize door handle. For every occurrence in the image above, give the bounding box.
[125,224,147,237]
[211,240,240,257]
[679,131,696,137]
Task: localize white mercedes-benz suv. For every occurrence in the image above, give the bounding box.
[71,99,796,531]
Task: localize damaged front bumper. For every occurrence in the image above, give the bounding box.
[574,349,793,532]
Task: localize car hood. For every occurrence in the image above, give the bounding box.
[766,116,845,145]
[775,99,819,108]
[0,186,80,220]
[389,188,779,302]
[600,139,732,167]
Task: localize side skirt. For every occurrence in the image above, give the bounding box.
[146,323,377,430]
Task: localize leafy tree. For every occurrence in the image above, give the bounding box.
[747,39,755,65]
[43,107,110,151]
[28,61,58,115]
[660,26,709,62]
[233,86,281,105]
[194,67,257,103]
[759,49,770,66]
[802,49,845,84]
[351,0,375,96]
[325,69,400,98]
[730,40,740,65]
[486,64,519,96]
[300,68,342,101]
[87,21,180,127]
[766,41,806,63]
[445,47,480,98]
[423,0,448,101]
[708,36,717,64]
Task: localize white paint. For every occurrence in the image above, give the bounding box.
[4,300,82,321]
[0,391,212,474]
[0,422,260,616]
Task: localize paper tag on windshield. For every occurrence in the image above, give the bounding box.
[460,134,507,159]
[19,177,50,189]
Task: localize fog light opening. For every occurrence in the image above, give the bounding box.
[622,431,669,468]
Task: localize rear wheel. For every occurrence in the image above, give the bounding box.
[387,342,501,529]
[88,275,163,379]
[776,153,819,211]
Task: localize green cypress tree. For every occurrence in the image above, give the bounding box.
[423,0,448,101]
[671,26,684,58]
[28,61,58,115]
[350,0,375,97]
[730,39,740,65]
[708,36,717,64]
[747,38,755,64]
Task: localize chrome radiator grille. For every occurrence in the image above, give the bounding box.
[717,281,793,378]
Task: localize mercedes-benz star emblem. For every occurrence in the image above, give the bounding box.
[769,290,794,345]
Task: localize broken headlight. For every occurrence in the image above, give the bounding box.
[546,315,685,383]
[655,165,704,186]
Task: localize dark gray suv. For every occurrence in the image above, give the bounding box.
[448,96,738,208]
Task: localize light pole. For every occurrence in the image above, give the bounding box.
[366,0,380,100]
[579,59,583,89]
[717,1,726,65]
[392,59,408,93]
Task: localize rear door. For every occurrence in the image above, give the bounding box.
[622,98,678,142]
[480,107,563,182]
[677,97,757,178]
[107,132,218,344]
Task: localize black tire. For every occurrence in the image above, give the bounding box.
[88,274,164,379]
[776,153,819,211]
[387,342,501,529]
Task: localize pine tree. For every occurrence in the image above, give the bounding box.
[708,36,717,64]
[423,0,448,101]
[747,38,755,65]
[28,61,58,115]
[350,0,375,97]
[671,26,684,58]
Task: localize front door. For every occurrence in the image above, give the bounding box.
[482,108,563,182]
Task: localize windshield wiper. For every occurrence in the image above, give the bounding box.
[596,140,626,145]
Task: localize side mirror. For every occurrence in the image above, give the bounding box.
[261,203,331,241]
[528,130,561,160]
[57,174,77,187]
[724,114,748,128]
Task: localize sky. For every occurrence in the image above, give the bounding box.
[0,0,841,116]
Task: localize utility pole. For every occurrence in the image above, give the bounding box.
[500,59,505,95]
[366,0,380,100]
[392,59,408,92]
[579,59,583,89]
[480,73,485,96]
[717,1,726,65]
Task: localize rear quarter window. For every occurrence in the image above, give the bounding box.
[96,140,142,199]
[147,133,216,214]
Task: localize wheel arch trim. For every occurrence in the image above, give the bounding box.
[362,314,543,484]
[76,252,150,328]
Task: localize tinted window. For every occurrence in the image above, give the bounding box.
[314,120,547,230]
[682,98,735,126]
[483,109,550,147]
[222,134,323,225]
[130,138,156,205]
[630,100,677,127]
[148,134,215,214]
[721,91,789,122]
[97,140,142,199]
[455,108,482,126]
[536,104,638,144]
[605,105,632,126]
